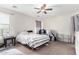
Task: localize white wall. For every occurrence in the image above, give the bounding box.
[43,13,74,42]
[9,13,36,35]
[43,14,73,35]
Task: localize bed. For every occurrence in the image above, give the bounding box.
[16,32,50,49]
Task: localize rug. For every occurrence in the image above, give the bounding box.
[0,48,24,55]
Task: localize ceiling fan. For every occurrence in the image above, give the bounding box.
[34,4,53,14]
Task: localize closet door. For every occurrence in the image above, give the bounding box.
[35,20,42,33]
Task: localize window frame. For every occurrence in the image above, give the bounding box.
[0,20,10,36]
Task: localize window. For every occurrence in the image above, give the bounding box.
[0,12,9,36]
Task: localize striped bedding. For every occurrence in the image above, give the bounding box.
[16,33,50,48]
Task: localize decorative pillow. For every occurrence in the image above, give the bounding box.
[27,30,33,33]
[39,29,47,34]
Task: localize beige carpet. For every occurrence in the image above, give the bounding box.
[15,41,76,55]
[0,48,24,55]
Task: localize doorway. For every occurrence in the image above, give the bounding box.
[35,20,42,33]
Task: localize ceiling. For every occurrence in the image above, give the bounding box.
[0,4,79,18]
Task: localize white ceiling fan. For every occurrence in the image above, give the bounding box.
[34,4,53,14]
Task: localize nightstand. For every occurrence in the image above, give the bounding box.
[4,37,16,48]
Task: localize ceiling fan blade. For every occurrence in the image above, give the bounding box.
[45,8,53,10]
[37,11,41,13]
[41,4,47,10]
[34,8,40,10]
[44,11,47,14]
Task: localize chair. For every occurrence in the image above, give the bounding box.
[49,30,58,41]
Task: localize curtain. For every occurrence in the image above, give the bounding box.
[71,14,79,43]
[73,14,79,31]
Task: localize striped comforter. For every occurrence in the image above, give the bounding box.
[16,33,50,48]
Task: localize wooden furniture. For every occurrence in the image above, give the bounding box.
[4,37,16,47]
